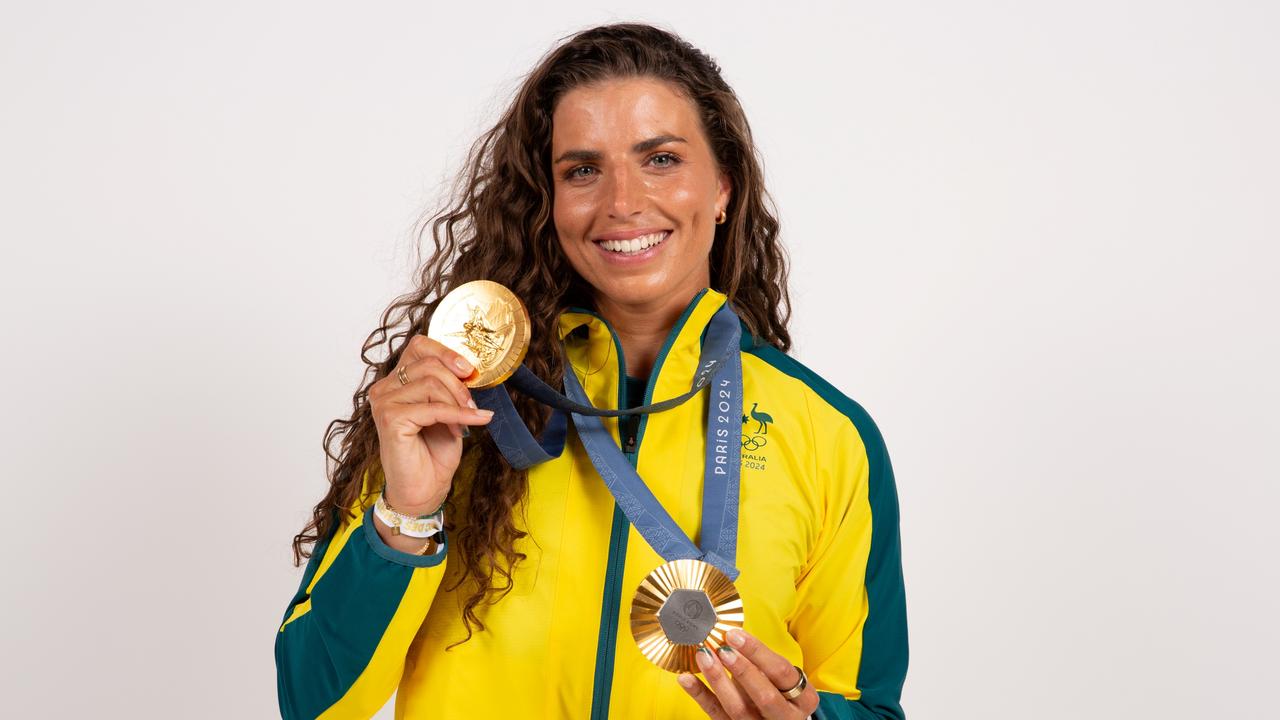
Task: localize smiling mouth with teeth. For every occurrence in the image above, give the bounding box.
[596,231,670,254]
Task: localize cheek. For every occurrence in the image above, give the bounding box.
[554,188,592,233]
[665,182,701,209]
[660,174,714,226]
[552,191,591,269]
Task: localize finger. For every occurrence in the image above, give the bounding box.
[401,333,475,380]
[725,629,806,699]
[676,673,730,719]
[696,646,759,719]
[792,685,820,718]
[383,358,474,438]
[390,375,468,439]
[375,401,493,439]
[402,355,475,411]
[714,642,795,720]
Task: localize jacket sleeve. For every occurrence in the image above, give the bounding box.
[791,402,909,720]
[274,470,450,720]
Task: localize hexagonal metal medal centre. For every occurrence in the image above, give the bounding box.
[658,589,717,645]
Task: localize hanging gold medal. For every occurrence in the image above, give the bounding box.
[427,280,531,389]
[429,281,746,674]
[630,559,745,673]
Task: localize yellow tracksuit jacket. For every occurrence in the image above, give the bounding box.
[275,288,909,719]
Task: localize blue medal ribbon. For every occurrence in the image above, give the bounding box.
[471,301,743,580]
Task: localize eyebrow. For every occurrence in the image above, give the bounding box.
[552,134,687,165]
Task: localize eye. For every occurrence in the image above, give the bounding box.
[564,165,597,181]
[649,152,681,168]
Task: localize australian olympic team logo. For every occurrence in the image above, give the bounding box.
[741,401,773,470]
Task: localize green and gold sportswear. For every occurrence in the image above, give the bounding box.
[275,288,909,719]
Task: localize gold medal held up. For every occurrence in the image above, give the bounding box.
[427,280,531,389]
[630,559,745,673]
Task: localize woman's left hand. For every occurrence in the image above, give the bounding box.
[677,628,820,719]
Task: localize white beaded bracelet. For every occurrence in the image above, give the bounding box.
[374,492,444,539]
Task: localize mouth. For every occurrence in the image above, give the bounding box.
[593,230,671,256]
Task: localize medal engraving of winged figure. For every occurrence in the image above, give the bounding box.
[449,301,513,369]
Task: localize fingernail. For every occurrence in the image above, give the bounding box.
[727,629,746,647]
[677,673,696,689]
[717,646,736,665]
[461,427,471,438]
[466,398,477,409]
[475,409,493,418]
[695,647,713,671]
[454,356,472,373]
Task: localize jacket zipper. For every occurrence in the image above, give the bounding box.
[589,352,634,720]
[589,485,632,719]
[586,289,708,720]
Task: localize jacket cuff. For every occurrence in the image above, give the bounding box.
[813,691,886,720]
[361,504,447,567]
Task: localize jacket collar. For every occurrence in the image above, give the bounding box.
[555,288,729,411]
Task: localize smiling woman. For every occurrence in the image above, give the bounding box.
[274,21,908,720]
[552,78,731,376]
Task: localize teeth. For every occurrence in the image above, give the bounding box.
[599,231,668,254]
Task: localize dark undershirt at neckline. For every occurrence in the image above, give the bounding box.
[619,374,648,452]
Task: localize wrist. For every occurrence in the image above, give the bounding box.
[382,487,447,517]
[375,492,443,532]
[372,513,443,555]
[373,490,445,557]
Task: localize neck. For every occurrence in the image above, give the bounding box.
[593,288,702,379]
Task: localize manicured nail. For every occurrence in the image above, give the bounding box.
[466,398,477,409]
[717,646,736,665]
[727,629,746,647]
[475,409,493,418]
[454,356,472,373]
[461,427,471,438]
[677,673,696,689]
[695,647,713,671]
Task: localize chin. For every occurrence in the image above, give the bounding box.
[588,273,677,307]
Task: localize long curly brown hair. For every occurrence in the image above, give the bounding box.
[290,21,792,647]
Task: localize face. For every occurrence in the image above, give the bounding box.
[550,76,731,310]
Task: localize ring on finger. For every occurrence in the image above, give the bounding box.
[779,665,808,700]
[406,356,473,409]
[396,366,411,386]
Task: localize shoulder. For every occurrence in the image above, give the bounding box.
[738,326,890,465]
[739,327,903,538]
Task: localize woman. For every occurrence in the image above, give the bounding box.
[275,22,908,720]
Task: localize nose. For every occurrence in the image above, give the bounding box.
[605,164,645,218]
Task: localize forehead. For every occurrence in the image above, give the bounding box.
[551,76,701,149]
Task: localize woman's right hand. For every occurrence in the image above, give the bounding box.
[368,334,495,517]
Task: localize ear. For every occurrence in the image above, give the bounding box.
[717,170,732,214]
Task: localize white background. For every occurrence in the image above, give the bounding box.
[1,1,1275,718]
